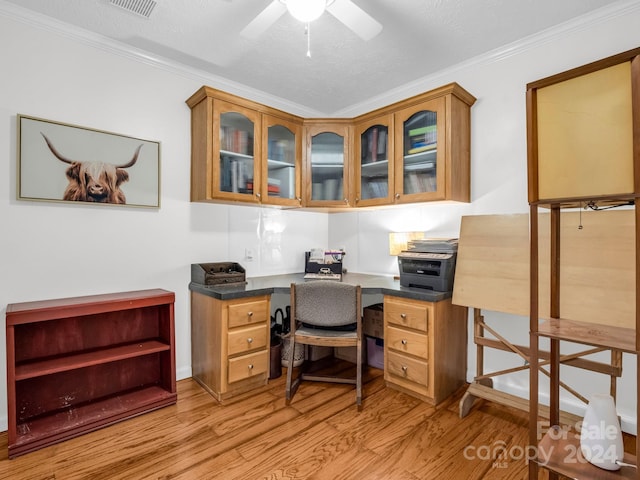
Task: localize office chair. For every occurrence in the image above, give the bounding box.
[285,281,363,407]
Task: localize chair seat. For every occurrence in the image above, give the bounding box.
[295,326,357,339]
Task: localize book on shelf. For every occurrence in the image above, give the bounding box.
[407,143,437,155]
[408,124,437,153]
[363,178,388,199]
[408,125,437,137]
[220,126,253,155]
[362,127,388,164]
[404,171,437,194]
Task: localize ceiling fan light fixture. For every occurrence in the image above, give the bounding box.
[284,0,327,23]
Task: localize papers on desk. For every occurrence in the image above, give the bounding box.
[303,272,342,280]
[308,248,343,264]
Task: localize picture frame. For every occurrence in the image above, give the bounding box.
[18,114,161,208]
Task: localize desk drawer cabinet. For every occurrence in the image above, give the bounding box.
[191,292,271,401]
[383,296,467,404]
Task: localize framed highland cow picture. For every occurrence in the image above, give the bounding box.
[18,115,160,208]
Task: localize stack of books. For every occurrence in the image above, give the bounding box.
[407,125,437,155]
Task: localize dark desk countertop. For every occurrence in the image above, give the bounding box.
[189,272,452,303]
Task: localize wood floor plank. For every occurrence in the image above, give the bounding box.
[0,361,631,480]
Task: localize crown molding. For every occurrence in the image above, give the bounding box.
[333,0,640,117]
[0,0,324,118]
[1,0,638,118]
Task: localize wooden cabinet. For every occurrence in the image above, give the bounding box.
[354,114,394,207]
[383,296,467,404]
[191,292,271,401]
[354,83,476,206]
[5,289,177,458]
[187,83,474,209]
[303,120,352,207]
[263,114,303,206]
[526,47,640,479]
[186,86,303,207]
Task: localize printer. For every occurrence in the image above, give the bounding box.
[398,238,458,292]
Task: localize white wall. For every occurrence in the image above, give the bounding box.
[0,6,328,431]
[1,0,639,435]
[331,1,640,434]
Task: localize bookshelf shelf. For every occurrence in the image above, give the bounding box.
[6,289,177,458]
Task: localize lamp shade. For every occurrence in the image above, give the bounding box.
[286,0,326,22]
[580,394,624,471]
[389,232,425,256]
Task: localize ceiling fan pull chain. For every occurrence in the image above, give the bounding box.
[306,22,311,57]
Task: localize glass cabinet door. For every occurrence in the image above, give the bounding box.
[215,101,261,201]
[262,115,302,206]
[355,115,393,206]
[305,123,350,206]
[394,98,445,202]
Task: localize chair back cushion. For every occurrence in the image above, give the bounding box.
[294,282,359,327]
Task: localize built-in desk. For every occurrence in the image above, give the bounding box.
[189,273,466,405]
[188,272,451,302]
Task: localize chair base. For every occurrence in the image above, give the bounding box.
[285,356,362,408]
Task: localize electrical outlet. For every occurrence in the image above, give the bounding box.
[245,248,254,261]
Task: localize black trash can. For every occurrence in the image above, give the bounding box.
[269,336,282,379]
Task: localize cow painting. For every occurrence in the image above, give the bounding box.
[41,133,143,204]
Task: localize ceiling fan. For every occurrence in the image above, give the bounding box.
[240,0,383,41]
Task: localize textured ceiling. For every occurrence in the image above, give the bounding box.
[1,0,625,114]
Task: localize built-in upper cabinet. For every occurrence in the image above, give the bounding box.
[303,121,352,207]
[394,99,445,203]
[354,83,476,206]
[186,83,475,209]
[354,114,394,207]
[263,115,302,207]
[216,100,261,203]
[186,87,303,207]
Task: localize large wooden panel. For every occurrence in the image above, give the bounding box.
[536,61,634,200]
[453,210,635,328]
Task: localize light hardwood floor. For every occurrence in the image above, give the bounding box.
[0,360,630,480]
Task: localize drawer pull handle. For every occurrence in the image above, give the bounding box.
[400,313,407,319]
[401,365,408,373]
[247,337,253,344]
[247,311,253,317]
[248,364,254,370]
[401,339,407,345]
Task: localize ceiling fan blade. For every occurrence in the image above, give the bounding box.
[326,0,383,41]
[240,0,287,39]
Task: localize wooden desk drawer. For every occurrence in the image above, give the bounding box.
[385,298,431,332]
[386,350,429,386]
[227,324,268,356]
[386,325,428,359]
[228,350,268,384]
[228,299,269,328]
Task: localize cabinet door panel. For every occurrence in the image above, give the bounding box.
[228,299,269,328]
[227,324,268,356]
[304,123,351,207]
[386,325,428,359]
[385,298,430,332]
[394,98,446,203]
[228,350,268,383]
[355,115,394,207]
[386,350,429,385]
[214,100,261,202]
[263,115,302,207]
